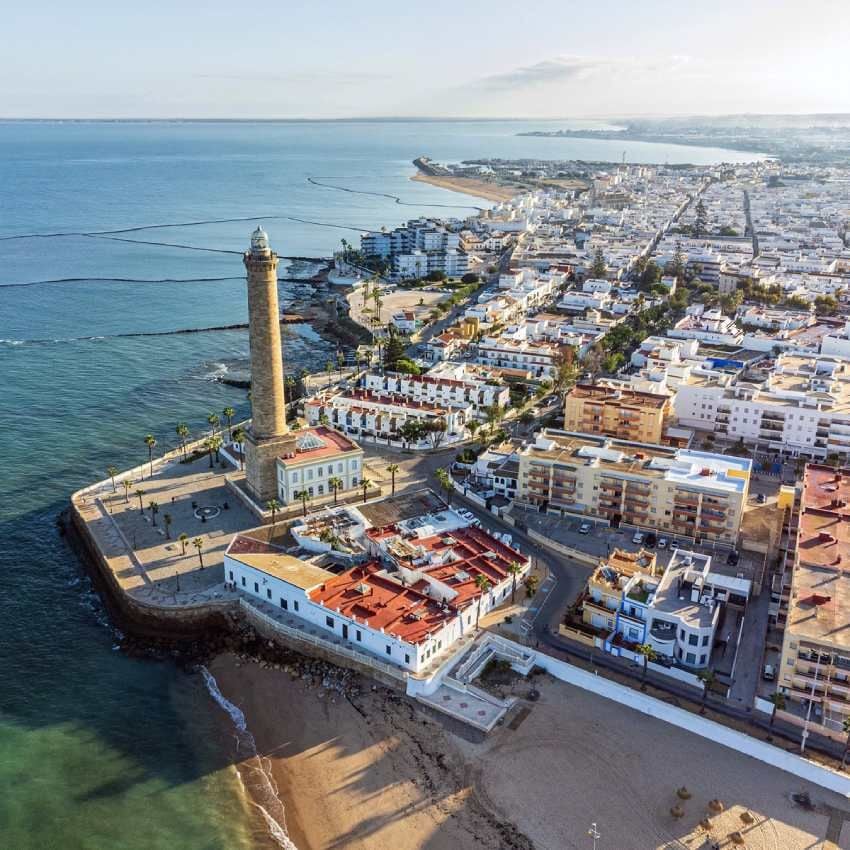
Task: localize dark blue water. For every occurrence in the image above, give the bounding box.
[0,120,763,850]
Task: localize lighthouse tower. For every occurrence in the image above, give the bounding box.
[243,227,296,503]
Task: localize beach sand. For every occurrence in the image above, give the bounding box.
[208,652,850,850]
[207,653,531,850]
[411,172,519,203]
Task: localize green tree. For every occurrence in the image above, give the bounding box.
[135,488,146,514]
[178,532,189,556]
[524,574,539,598]
[425,418,448,449]
[294,489,310,517]
[205,435,223,468]
[636,643,657,691]
[508,560,523,603]
[328,476,343,505]
[360,478,372,503]
[163,512,173,539]
[467,419,480,441]
[143,434,156,478]
[192,537,204,569]
[148,500,159,527]
[383,329,406,372]
[222,407,236,440]
[589,246,607,279]
[693,199,708,239]
[122,479,132,503]
[207,412,220,437]
[841,716,850,770]
[474,574,492,627]
[266,498,281,528]
[107,465,119,493]
[386,463,399,496]
[175,422,190,457]
[639,260,663,291]
[552,345,579,403]
[435,467,453,506]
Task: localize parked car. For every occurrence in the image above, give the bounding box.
[657,537,668,549]
[645,533,657,548]
[756,492,767,504]
[762,664,776,681]
[578,521,592,534]
[727,549,740,566]
[632,531,645,544]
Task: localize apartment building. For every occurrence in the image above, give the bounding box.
[669,306,743,346]
[475,336,558,379]
[778,465,850,735]
[563,383,673,444]
[363,371,509,418]
[674,353,850,460]
[305,388,467,447]
[516,430,751,544]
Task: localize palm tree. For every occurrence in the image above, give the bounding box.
[474,574,492,627]
[325,360,334,389]
[319,413,331,427]
[135,488,146,514]
[294,489,310,517]
[192,537,204,569]
[205,435,223,468]
[328,476,343,505]
[207,412,220,437]
[175,422,190,457]
[107,465,119,492]
[360,478,372,504]
[178,532,189,556]
[386,463,399,495]
[143,434,156,478]
[232,426,246,470]
[697,669,715,715]
[148,500,159,527]
[122,479,132,503]
[435,467,453,506]
[467,420,480,442]
[222,407,236,440]
[163,513,173,539]
[267,498,281,528]
[636,643,657,691]
[507,561,522,602]
[766,692,786,742]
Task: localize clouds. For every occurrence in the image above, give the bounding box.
[468,56,614,92]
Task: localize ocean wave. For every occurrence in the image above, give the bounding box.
[201,666,297,850]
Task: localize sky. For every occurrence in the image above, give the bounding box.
[1,0,849,119]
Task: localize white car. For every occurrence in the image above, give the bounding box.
[632,531,645,544]
[578,522,592,534]
[657,537,668,549]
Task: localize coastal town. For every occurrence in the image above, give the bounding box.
[68,156,850,849]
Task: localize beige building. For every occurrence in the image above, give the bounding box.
[778,464,850,735]
[564,384,673,444]
[516,429,751,544]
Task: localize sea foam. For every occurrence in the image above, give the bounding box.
[201,666,297,850]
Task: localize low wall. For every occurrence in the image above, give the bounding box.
[452,478,488,509]
[526,529,598,566]
[558,625,600,649]
[522,642,850,797]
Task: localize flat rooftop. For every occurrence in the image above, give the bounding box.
[522,429,751,494]
[227,535,334,589]
[568,383,670,409]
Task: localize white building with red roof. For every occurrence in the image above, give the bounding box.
[224,507,529,674]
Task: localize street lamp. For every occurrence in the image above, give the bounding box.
[588,822,600,850]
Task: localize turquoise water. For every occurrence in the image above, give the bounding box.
[0,120,763,850]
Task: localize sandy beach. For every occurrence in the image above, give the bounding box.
[208,652,531,850]
[411,172,520,203]
[207,651,850,850]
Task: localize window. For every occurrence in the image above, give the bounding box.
[700,654,707,665]
[241,576,246,587]
[327,465,333,475]
[293,600,299,612]
[325,616,334,629]
[688,634,698,646]
[678,629,685,641]
[356,630,362,642]
[318,484,324,495]
[280,598,288,610]
[686,652,696,664]
[702,635,709,646]
[266,588,272,600]
[254,582,259,594]
[352,477,358,486]
[228,570,233,582]
[385,645,391,656]
[405,654,410,664]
